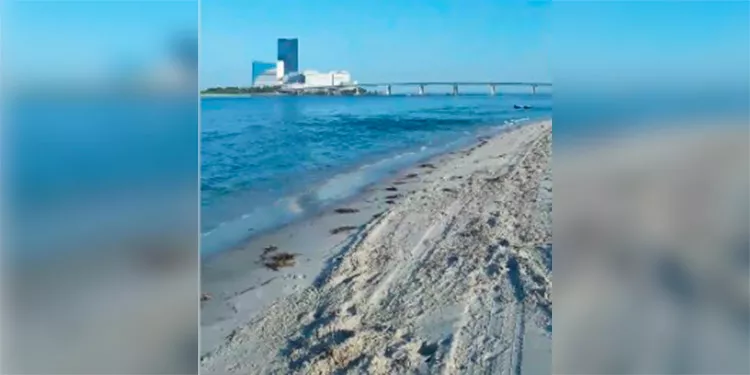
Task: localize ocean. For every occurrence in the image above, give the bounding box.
[200,93,552,255]
[5,95,199,261]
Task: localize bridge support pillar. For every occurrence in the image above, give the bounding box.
[452,84,459,96]
[489,84,496,96]
[386,85,392,96]
[418,85,425,95]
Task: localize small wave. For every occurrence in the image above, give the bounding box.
[202,221,228,237]
[287,197,303,214]
[274,196,305,214]
[502,117,531,127]
[393,151,415,160]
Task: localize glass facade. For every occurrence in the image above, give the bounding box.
[284,72,305,84]
[277,38,299,74]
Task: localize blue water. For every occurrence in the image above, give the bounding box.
[5,94,199,261]
[201,94,551,255]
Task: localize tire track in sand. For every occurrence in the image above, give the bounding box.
[200,121,552,375]
[441,126,550,375]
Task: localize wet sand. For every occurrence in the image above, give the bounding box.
[201,120,552,374]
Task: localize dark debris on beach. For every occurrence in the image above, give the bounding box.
[264,252,297,271]
[330,226,359,235]
[262,245,279,257]
[258,245,297,271]
[485,176,503,183]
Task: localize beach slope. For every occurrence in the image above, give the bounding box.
[201,120,552,374]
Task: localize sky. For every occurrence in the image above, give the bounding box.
[2,0,198,85]
[201,0,748,89]
[552,1,749,86]
[2,0,747,89]
[200,0,553,88]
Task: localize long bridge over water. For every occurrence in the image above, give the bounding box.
[281,81,551,96]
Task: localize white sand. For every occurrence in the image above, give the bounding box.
[553,123,749,374]
[201,120,552,374]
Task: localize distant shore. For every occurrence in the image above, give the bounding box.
[201,86,368,97]
[200,92,531,98]
[201,119,552,374]
[201,93,282,98]
[200,92,373,98]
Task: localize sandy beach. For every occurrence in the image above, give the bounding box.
[201,120,552,374]
[553,121,749,374]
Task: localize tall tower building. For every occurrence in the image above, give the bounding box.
[277,38,299,74]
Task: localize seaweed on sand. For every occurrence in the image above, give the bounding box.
[264,252,297,271]
[330,226,359,235]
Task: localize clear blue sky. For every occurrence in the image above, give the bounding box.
[2,0,197,84]
[553,1,749,86]
[201,0,748,89]
[3,0,747,88]
[200,0,553,88]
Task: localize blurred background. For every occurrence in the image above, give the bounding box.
[1,0,199,373]
[553,1,749,374]
[1,0,748,374]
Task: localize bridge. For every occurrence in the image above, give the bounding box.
[280,81,551,96]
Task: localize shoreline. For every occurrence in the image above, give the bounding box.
[201,93,282,98]
[200,93,548,98]
[201,119,552,373]
[200,117,536,257]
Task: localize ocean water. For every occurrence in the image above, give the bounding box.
[554,85,750,148]
[201,93,551,255]
[5,95,199,261]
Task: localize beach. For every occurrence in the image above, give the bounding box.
[553,120,749,374]
[201,119,552,374]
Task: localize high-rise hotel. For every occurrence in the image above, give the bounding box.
[277,38,299,76]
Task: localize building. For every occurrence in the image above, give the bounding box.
[252,61,279,87]
[283,71,305,85]
[330,71,352,86]
[299,70,352,87]
[276,60,285,80]
[277,38,299,74]
[252,38,356,90]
